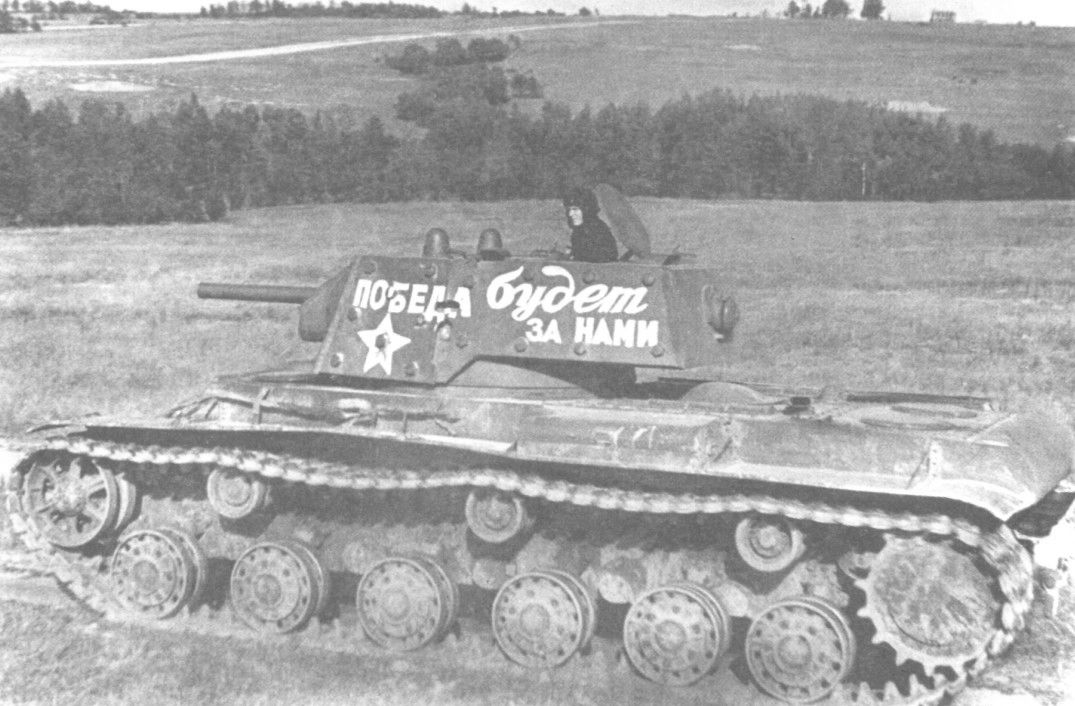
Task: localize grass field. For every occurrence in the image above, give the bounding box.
[1,197,1073,434]
[1,16,1072,144]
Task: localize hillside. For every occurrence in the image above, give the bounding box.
[0,16,1072,144]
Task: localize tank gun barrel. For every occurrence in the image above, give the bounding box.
[197,282,318,304]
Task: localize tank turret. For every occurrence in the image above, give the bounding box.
[197,199,738,385]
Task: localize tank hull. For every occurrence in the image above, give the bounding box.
[3,371,1070,703]
[0,420,1045,706]
[94,368,1073,524]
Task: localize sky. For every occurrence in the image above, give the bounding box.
[111,0,1075,27]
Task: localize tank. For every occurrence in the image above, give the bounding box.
[2,186,1073,705]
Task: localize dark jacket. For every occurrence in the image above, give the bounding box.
[570,219,618,263]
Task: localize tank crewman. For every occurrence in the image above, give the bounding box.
[563,187,618,263]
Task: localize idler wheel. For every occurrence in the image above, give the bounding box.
[623,583,732,686]
[206,468,269,520]
[492,569,596,669]
[230,540,327,634]
[357,556,459,651]
[465,489,532,544]
[21,454,121,549]
[745,596,856,704]
[735,515,806,573]
[856,534,999,674]
[110,528,204,619]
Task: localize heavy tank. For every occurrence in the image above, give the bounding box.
[3,186,1073,705]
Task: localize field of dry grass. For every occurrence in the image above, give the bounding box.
[1,17,1072,144]
[2,197,1073,434]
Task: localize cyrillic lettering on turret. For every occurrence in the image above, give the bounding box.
[353,278,471,325]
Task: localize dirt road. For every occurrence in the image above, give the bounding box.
[0,21,633,68]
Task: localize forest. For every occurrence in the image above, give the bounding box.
[0,56,1072,225]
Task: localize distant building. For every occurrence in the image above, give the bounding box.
[930,10,956,23]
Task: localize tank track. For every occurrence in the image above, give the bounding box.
[1,435,1035,706]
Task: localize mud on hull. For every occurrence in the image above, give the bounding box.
[1,430,1036,706]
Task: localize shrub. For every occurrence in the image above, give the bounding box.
[385,44,431,74]
[466,37,511,64]
[432,38,468,67]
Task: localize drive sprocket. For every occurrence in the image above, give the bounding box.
[855,534,999,675]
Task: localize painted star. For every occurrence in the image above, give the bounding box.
[356,313,411,375]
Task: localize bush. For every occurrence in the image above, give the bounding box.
[509,71,543,99]
[385,44,431,74]
[466,37,511,64]
[432,38,468,67]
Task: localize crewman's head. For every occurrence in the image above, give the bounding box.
[563,187,599,228]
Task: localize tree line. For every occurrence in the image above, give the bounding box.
[0,84,1071,226]
[783,0,884,20]
[1,1,111,13]
[195,2,557,20]
[195,2,570,19]
[199,2,444,20]
[0,10,40,30]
